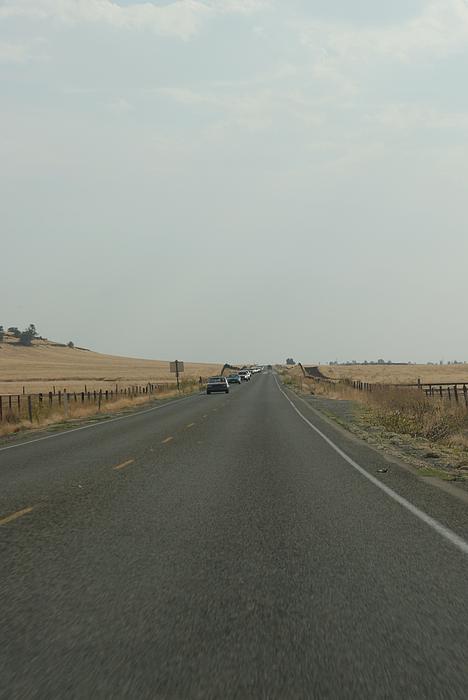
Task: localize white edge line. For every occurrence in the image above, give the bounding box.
[275,376,468,557]
[0,394,197,453]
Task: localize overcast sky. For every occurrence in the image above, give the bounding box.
[2,0,468,364]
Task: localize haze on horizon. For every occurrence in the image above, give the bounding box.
[2,0,468,365]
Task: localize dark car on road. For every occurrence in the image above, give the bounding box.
[227,374,242,385]
[207,376,229,394]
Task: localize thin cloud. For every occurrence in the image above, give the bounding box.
[0,0,269,39]
[0,40,30,63]
[298,0,468,64]
[0,37,47,63]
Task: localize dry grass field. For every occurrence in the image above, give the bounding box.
[0,336,223,395]
[312,364,468,385]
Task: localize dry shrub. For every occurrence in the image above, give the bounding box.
[444,432,468,451]
[309,380,356,401]
[282,374,302,391]
[300,376,468,443]
[361,388,467,441]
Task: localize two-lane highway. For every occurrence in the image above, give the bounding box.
[1,372,468,698]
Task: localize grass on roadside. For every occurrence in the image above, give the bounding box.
[279,367,468,453]
[0,380,201,439]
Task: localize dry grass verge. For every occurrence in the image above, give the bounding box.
[280,369,468,448]
[0,384,199,440]
[364,388,467,442]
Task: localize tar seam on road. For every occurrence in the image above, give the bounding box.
[186,423,196,428]
[275,376,468,558]
[113,459,135,471]
[162,437,174,444]
[0,506,34,526]
[0,394,198,454]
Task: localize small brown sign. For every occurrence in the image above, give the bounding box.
[170,361,184,373]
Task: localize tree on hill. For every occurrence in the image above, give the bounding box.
[67,341,74,348]
[8,326,21,338]
[18,324,38,347]
[0,326,3,342]
[286,358,296,365]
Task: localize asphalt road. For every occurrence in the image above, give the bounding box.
[1,372,468,698]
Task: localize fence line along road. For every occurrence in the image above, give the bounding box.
[0,382,184,424]
[299,366,468,409]
[344,378,468,407]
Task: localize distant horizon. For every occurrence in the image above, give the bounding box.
[2,325,466,368]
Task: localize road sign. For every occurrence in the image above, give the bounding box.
[170,361,184,391]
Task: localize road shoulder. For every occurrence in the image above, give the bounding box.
[276,379,468,544]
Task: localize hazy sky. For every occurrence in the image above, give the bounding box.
[2,0,468,364]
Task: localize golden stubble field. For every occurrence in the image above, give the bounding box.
[311,364,468,385]
[0,339,224,395]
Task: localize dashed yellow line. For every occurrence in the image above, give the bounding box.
[113,459,135,471]
[162,436,174,444]
[186,423,196,428]
[0,506,34,526]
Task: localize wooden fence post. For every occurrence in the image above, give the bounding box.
[27,395,33,423]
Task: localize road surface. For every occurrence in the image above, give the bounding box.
[1,372,468,698]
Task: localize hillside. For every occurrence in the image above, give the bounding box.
[0,335,222,394]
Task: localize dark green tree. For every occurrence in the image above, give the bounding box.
[18,324,38,346]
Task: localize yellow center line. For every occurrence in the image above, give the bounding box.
[162,436,174,444]
[202,414,208,418]
[0,506,34,526]
[113,459,135,471]
[186,423,196,428]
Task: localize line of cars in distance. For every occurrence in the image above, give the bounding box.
[206,367,265,395]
